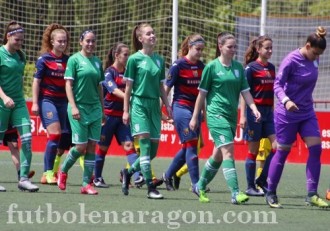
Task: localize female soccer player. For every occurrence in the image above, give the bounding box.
[189,32,261,203]
[57,29,104,195]
[93,42,142,188]
[0,21,38,192]
[121,23,172,199]
[266,27,329,208]
[31,23,70,185]
[239,35,276,196]
[162,33,205,191]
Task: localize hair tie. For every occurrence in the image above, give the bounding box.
[8,28,24,35]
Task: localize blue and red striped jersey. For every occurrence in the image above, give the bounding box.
[34,51,69,102]
[245,60,275,106]
[166,57,204,108]
[102,66,126,117]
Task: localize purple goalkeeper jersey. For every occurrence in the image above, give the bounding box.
[274,49,319,122]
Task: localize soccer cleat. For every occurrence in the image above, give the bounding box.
[134,175,145,188]
[192,184,210,203]
[305,194,329,208]
[152,177,163,188]
[265,193,283,208]
[326,190,330,201]
[57,171,67,191]
[147,186,164,199]
[81,184,98,195]
[46,171,57,185]
[0,185,6,192]
[173,174,181,190]
[246,187,264,196]
[18,179,39,192]
[231,191,249,205]
[162,173,175,191]
[40,173,47,184]
[121,168,131,195]
[255,177,268,194]
[93,177,110,188]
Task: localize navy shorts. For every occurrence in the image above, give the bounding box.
[98,115,133,146]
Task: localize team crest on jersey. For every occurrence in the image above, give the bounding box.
[265,70,271,78]
[183,128,189,136]
[234,69,239,78]
[219,135,225,143]
[135,124,140,132]
[248,129,254,138]
[156,59,161,68]
[46,111,53,119]
[108,81,113,87]
[193,70,198,78]
[57,63,63,70]
[95,62,100,69]
[74,133,79,142]
[313,60,318,68]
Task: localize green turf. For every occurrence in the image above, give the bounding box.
[0,153,329,231]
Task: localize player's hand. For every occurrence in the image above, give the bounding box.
[165,106,173,120]
[285,100,299,112]
[239,116,247,129]
[31,103,39,116]
[252,109,261,123]
[189,117,199,131]
[122,111,130,125]
[71,107,80,120]
[3,96,15,108]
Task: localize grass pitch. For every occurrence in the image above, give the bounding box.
[0,153,329,231]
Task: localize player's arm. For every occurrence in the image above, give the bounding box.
[239,94,247,129]
[241,90,261,122]
[0,86,14,108]
[189,90,206,131]
[65,79,80,120]
[123,80,133,125]
[31,78,41,115]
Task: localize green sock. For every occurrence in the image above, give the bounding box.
[17,126,32,179]
[139,138,152,184]
[61,147,81,173]
[222,159,239,195]
[150,141,159,160]
[198,157,221,190]
[53,155,62,173]
[82,153,95,186]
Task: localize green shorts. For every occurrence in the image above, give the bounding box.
[207,115,236,148]
[68,103,102,144]
[130,96,161,139]
[0,101,30,138]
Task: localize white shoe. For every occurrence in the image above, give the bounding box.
[18,180,39,192]
[0,185,6,192]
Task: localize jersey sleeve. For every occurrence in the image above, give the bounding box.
[124,56,136,82]
[103,68,118,94]
[239,63,249,92]
[198,63,212,92]
[64,56,76,80]
[34,56,46,79]
[274,56,292,104]
[160,56,165,83]
[166,61,179,88]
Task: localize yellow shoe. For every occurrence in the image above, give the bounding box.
[46,171,57,185]
[305,194,329,208]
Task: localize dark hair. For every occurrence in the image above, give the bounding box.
[3,21,25,61]
[40,23,70,55]
[179,33,205,57]
[104,42,129,70]
[131,23,151,52]
[80,29,95,41]
[244,35,272,65]
[306,26,327,50]
[215,32,235,58]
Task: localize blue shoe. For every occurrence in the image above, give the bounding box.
[265,193,283,208]
[246,187,264,196]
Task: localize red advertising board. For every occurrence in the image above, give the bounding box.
[2,101,330,164]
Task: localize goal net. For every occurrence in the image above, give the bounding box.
[0,0,329,109]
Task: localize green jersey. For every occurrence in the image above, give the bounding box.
[124,51,165,99]
[0,46,26,104]
[64,52,104,105]
[199,58,249,127]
